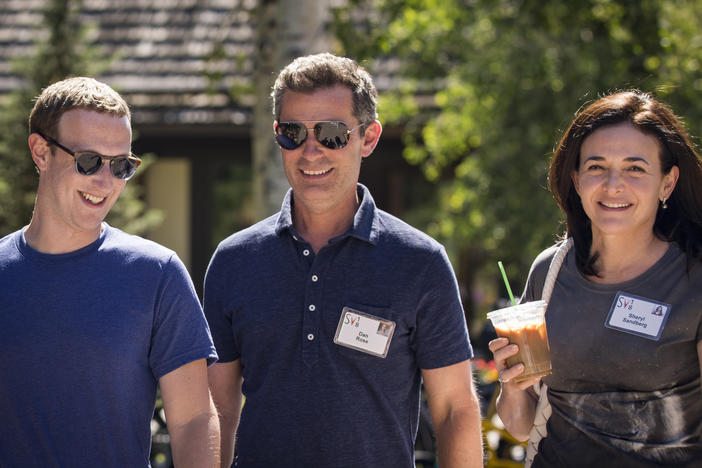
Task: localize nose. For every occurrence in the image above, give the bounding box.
[301,129,324,158]
[92,159,114,186]
[603,169,624,192]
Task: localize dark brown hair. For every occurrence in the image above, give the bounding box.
[549,90,702,274]
[272,52,378,132]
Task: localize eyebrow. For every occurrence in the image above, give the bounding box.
[41,133,132,158]
[581,155,651,165]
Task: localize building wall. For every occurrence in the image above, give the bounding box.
[146,158,192,270]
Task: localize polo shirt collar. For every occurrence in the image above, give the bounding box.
[274,189,295,235]
[274,183,379,245]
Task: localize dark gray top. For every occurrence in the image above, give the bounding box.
[523,242,702,467]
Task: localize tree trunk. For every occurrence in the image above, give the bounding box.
[252,0,333,219]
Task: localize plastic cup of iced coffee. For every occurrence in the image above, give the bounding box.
[487,300,551,382]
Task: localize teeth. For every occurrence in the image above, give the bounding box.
[601,202,630,208]
[81,191,105,204]
[302,168,331,176]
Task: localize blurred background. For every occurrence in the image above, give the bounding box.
[2,0,701,466]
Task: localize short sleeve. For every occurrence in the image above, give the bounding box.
[203,247,240,363]
[149,254,217,379]
[520,244,558,303]
[414,247,473,370]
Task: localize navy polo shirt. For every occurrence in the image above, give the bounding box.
[204,184,473,468]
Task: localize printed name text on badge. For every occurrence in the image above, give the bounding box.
[605,291,671,341]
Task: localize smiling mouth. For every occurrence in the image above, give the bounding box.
[599,201,631,209]
[301,168,332,176]
[80,191,106,205]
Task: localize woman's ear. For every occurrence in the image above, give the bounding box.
[661,165,679,200]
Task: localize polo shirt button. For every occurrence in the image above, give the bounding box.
[311,275,318,282]
[307,333,315,341]
[308,304,316,311]
[303,249,310,256]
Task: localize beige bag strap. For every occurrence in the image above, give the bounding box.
[524,237,573,468]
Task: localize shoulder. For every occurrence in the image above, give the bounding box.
[207,214,280,274]
[101,225,180,269]
[0,229,20,249]
[529,241,573,281]
[374,209,444,255]
[523,241,568,299]
[530,243,561,273]
[214,213,279,255]
[0,230,22,265]
[371,210,453,279]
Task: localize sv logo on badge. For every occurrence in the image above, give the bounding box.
[616,297,634,310]
[343,312,361,328]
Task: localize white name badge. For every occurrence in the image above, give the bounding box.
[333,306,395,358]
[604,291,671,341]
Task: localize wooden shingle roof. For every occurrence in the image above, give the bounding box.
[0,0,257,127]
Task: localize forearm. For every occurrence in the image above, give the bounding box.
[208,361,244,468]
[434,397,484,468]
[495,383,538,441]
[218,412,240,468]
[169,409,221,467]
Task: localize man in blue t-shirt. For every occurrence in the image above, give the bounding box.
[205,53,483,468]
[0,77,219,466]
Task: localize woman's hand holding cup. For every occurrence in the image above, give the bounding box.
[489,337,542,391]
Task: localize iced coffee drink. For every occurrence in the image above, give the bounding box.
[487,300,552,382]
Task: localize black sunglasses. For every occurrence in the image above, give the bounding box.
[38,132,142,180]
[274,120,363,150]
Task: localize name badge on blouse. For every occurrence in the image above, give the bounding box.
[334,306,395,358]
[604,291,671,341]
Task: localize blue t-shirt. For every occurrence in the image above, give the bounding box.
[0,224,217,467]
[204,184,473,468]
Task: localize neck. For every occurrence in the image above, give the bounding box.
[24,217,103,254]
[293,197,360,254]
[588,231,669,284]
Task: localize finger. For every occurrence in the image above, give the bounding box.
[498,363,524,383]
[492,344,519,364]
[515,377,541,391]
[488,337,509,352]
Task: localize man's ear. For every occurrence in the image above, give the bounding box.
[28,133,51,171]
[361,120,382,159]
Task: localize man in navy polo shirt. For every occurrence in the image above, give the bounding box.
[205,53,483,468]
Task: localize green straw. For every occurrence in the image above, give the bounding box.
[497,261,516,305]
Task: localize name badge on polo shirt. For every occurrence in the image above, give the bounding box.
[334,306,395,358]
[605,291,671,341]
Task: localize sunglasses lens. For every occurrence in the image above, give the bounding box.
[75,153,103,175]
[315,121,350,149]
[76,152,138,179]
[275,123,307,150]
[110,157,138,180]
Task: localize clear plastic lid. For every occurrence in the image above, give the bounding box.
[486,300,547,327]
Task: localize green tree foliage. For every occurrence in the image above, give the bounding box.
[333,0,702,304]
[0,0,159,237]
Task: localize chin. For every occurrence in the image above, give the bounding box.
[592,222,649,238]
